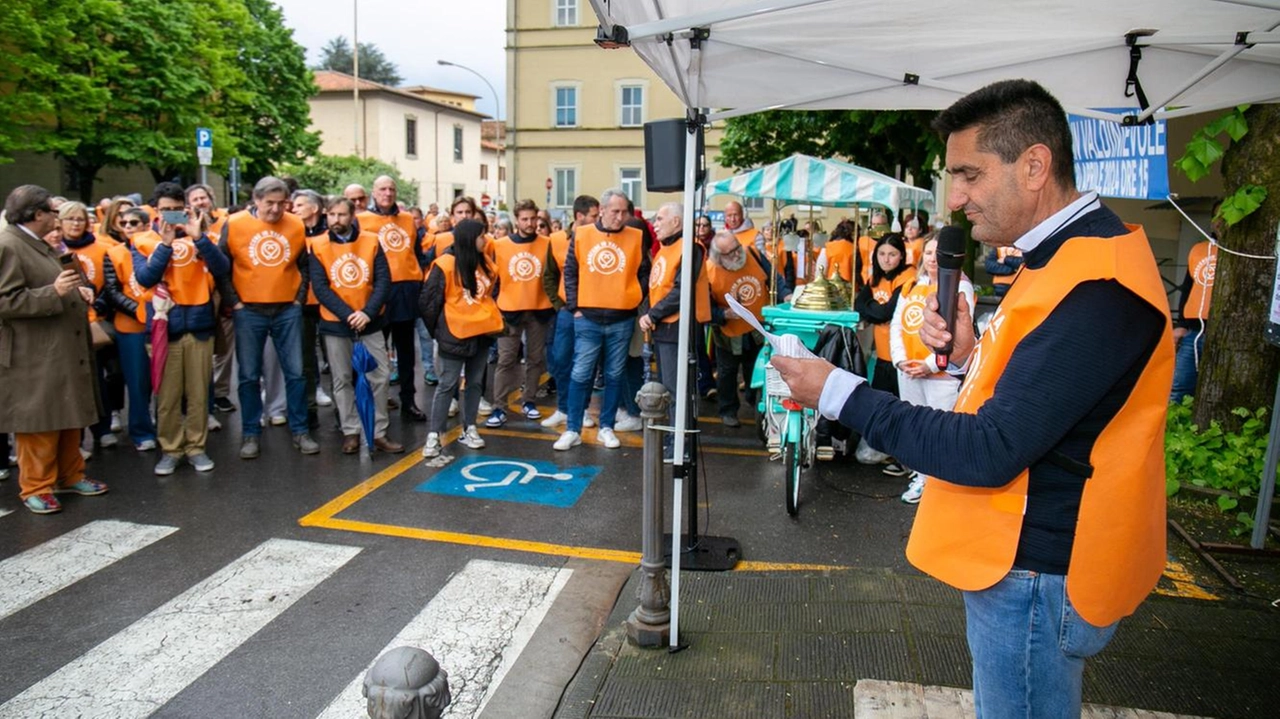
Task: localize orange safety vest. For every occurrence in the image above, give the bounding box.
[69,240,112,322]
[105,239,153,333]
[310,232,382,323]
[649,239,711,324]
[205,209,228,238]
[573,224,644,311]
[731,226,759,253]
[824,239,855,282]
[707,246,768,337]
[434,253,504,339]
[1184,241,1216,320]
[992,247,1022,287]
[358,210,422,283]
[905,238,926,268]
[133,235,216,307]
[907,226,1172,627]
[896,280,948,374]
[857,235,878,285]
[871,268,918,361]
[224,211,306,303]
[548,230,570,303]
[492,235,552,313]
[763,238,793,286]
[427,231,454,259]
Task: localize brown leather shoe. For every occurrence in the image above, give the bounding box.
[374,437,405,454]
[342,435,360,454]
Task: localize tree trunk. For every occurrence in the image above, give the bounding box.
[1192,104,1280,432]
[61,156,103,204]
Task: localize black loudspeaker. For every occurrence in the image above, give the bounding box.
[644,119,705,193]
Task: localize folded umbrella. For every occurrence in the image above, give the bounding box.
[351,335,378,449]
[150,283,173,393]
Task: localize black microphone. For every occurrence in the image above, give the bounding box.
[933,226,966,368]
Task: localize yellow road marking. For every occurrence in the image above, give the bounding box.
[1155,558,1219,600]
[480,426,769,457]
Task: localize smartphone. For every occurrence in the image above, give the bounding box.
[160,209,189,225]
[59,253,86,282]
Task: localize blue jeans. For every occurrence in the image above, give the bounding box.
[115,331,156,445]
[234,305,307,436]
[963,570,1118,719]
[415,318,436,377]
[550,308,577,416]
[567,315,632,432]
[1170,332,1204,404]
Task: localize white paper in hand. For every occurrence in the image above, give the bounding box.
[724,293,818,360]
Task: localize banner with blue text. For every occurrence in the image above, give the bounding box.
[1068,111,1169,201]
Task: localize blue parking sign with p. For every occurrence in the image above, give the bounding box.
[196,128,212,148]
[417,456,600,508]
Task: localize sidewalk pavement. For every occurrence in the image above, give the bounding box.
[554,568,1279,719]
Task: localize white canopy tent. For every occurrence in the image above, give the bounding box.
[707,154,934,214]
[587,0,1280,645]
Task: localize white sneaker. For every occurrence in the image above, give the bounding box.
[135,439,157,452]
[270,415,287,426]
[421,432,442,458]
[901,473,926,504]
[448,398,459,418]
[110,411,123,432]
[98,433,119,448]
[583,413,596,428]
[540,410,568,428]
[553,431,581,451]
[460,426,486,450]
[80,447,93,461]
[478,398,494,416]
[614,410,643,432]
[598,427,621,449]
[207,414,222,432]
[316,388,333,407]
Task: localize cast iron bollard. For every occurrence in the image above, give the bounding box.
[627,381,672,647]
[363,646,451,719]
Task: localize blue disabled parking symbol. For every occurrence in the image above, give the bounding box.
[416,455,600,508]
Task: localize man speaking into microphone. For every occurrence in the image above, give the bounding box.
[773,79,1173,718]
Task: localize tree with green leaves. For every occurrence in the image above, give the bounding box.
[279,154,419,206]
[315,36,403,87]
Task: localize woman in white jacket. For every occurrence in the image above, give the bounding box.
[889,234,975,503]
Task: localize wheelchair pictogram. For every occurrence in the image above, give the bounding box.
[462,460,574,493]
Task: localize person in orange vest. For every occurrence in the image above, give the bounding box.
[216,176,319,459]
[103,207,158,451]
[489,199,554,426]
[723,200,761,255]
[772,79,1173,718]
[134,182,231,476]
[309,196,403,455]
[816,219,857,282]
[901,213,927,267]
[1170,206,1221,404]
[855,210,891,286]
[418,218,503,458]
[360,176,427,421]
[854,233,917,403]
[556,189,651,451]
[640,202,711,433]
[343,184,369,213]
[540,195,600,430]
[706,229,773,428]
[984,245,1023,296]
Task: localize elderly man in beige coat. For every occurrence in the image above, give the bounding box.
[0,184,107,514]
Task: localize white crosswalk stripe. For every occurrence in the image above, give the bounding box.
[316,559,572,719]
[0,509,11,519]
[0,519,177,622]
[0,538,361,719]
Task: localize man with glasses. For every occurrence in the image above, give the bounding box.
[217,176,319,458]
[707,229,772,428]
[0,185,107,514]
[344,184,369,212]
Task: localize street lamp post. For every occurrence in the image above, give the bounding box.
[438,59,503,206]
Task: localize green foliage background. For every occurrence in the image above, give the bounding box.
[279,155,419,207]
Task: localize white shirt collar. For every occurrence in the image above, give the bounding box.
[16,224,43,243]
[1013,191,1101,254]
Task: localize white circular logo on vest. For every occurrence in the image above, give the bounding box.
[378,223,411,254]
[902,297,926,333]
[1193,255,1216,288]
[170,239,197,268]
[463,272,493,306]
[873,288,891,304]
[329,255,371,290]
[508,251,542,282]
[248,231,291,267]
[730,275,762,306]
[586,241,626,276]
[649,257,667,289]
[77,254,96,283]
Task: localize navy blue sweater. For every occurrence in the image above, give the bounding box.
[838,206,1166,575]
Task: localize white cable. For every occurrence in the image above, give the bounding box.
[1167,195,1276,260]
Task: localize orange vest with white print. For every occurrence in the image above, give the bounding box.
[69,239,112,322]
[649,239,711,324]
[310,232,382,323]
[549,230,570,302]
[435,253,504,339]
[1184,241,1215,320]
[106,240,153,333]
[492,235,553,313]
[358,210,421,283]
[857,235,877,285]
[707,246,769,337]
[132,235,216,307]
[824,239,855,282]
[225,211,306,303]
[906,226,1173,627]
[993,246,1023,286]
[871,267,918,361]
[897,281,943,367]
[573,224,644,311]
[905,238,926,268]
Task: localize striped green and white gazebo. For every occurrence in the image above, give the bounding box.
[707,154,934,215]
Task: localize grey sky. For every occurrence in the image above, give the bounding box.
[274,0,507,119]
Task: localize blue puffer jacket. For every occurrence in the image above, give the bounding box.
[133,234,231,338]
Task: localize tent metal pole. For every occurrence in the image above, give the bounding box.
[622,0,836,43]
[1251,366,1280,549]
